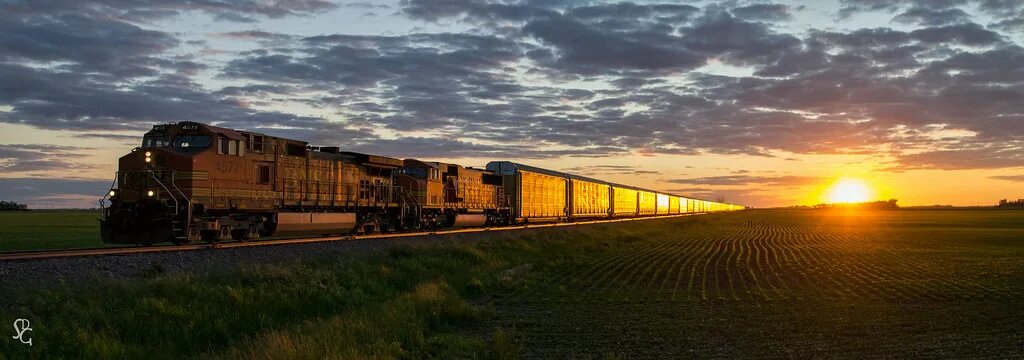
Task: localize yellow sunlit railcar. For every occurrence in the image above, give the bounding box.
[570,176,611,218]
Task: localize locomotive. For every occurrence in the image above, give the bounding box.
[100,122,743,245]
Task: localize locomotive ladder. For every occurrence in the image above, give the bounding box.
[151,170,191,243]
[395,186,421,228]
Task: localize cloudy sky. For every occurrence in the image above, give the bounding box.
[1,0,1023,208]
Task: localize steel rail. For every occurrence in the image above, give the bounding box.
[0,212,716,261]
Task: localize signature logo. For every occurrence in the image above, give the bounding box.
[12,319,32,346]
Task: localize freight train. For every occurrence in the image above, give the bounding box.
[100,122,744,245]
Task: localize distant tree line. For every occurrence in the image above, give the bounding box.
[812,199,900,210]
[997,199,1024,208]
[0,200,28,211]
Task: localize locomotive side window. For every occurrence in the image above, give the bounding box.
[218,137,229,154]
[286,143,306,157]
[258,165,271,184]
[251,135,264,152]
[218,137,242,155]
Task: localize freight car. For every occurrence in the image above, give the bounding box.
[485,161,741,223]
[100,122,743,245]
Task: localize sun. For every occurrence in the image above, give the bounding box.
[826,178,872,204]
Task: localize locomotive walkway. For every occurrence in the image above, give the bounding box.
[0,213,714,261]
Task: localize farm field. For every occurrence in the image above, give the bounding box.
[1,209,1022,358]
[0,210,106,252]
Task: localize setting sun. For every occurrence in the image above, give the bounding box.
[826,179,873,204]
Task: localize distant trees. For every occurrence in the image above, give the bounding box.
[813,199,900,210]
[0,200,28,211]
[997,199,1024,208]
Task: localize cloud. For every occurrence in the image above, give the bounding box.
[990,174,1024,182]
[2,0,1024,176]
[0,13,180,77]
[0,144,97,172]
[523,14,705,74]
[731,4,794,21]
[894,7,972,26]
[666,175,824,187]
[894,148,1024,170]
[559,165,660,176]
[1,0,338,22]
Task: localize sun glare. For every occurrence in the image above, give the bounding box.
[826,179,872,204]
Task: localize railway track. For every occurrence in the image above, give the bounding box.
[0,213,713,261]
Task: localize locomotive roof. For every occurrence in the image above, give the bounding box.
[152,122,277,142]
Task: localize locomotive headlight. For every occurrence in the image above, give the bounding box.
[145,151,152,157]
[147,190,155,197]
[108,190,116,197]
[145,156,152,163]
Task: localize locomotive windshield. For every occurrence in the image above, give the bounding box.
[141,133,211,151]
[172,135,211,149]
[398,167,427,179]
[142,134,169,147]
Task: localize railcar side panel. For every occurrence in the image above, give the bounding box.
[518,170,567,219]
[639,191,657,215]
[612,186,638,216]
[571,179,610,217]
[656,193,670,214]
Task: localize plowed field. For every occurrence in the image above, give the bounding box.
[490,210,1024,358]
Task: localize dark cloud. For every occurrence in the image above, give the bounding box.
[0,13,180,77]
[72,133,139,142]
[0,63,325,133]
[559,165,660,176]
[894,7,971,26]
[909,23,1004,46]
[0,144,97,172]
[345,137,626,159]
[523,15,705,74]
[213,31,298,46]
[990,174,1024,182]
[730,4,793,21]
[838,0,969,18]
[666,175,824,187]
[1,0,338,22]
[893,147,1024,170]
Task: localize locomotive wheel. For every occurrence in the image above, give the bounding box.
[218,226,233,242]
[231,227,253,242]
[202,229,220,244]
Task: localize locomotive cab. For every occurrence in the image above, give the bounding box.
[101,122,251,245]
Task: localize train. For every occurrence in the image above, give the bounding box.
[100,122,744,245]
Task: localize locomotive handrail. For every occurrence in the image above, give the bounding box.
[168,171,192,232]
[148,170,180,217]
[98,171,119,211]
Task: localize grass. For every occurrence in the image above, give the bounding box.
[0,210,105,251]
[1,209,1023,358]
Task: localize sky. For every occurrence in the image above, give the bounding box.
[1,0,1023,208]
